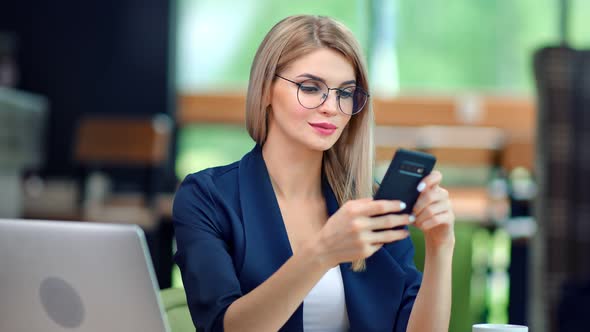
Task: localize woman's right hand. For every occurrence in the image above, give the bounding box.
[309,199,411,268]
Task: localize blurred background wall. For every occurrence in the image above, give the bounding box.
[0,0,175,179]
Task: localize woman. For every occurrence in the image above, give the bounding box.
[173,15,454,332]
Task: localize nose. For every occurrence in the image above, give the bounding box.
[318,90,339,116]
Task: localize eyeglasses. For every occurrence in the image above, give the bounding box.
[275,74,369,115]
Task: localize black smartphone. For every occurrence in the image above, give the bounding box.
[374,148,437,215]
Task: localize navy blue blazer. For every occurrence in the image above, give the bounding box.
[173,145,422,332]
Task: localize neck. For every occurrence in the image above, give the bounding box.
[262,136,324,201]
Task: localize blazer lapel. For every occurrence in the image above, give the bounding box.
[324,181,408,331]
[237,145,303,331]
[339,251,407,331]
[238,144,294,284]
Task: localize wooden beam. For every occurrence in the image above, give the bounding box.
[178,93,246,124]
[178,93,535,130]
[373,96,457,126]
[177,93,537,170]
[501,139,536,171]
[481,97,536,136]
[75,116,171,165]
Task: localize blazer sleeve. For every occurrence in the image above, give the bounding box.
[172,173,242,332]
[384,238,423,332]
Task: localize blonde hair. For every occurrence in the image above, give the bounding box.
[246,15,374,271]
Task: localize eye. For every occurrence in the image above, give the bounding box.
[338,88,355,99]
[299,85,321,93]
[298,80,325,94]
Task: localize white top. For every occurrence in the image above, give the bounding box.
[303,266,350,331]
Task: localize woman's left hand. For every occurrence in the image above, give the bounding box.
[412,170,455,251]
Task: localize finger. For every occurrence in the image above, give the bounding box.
[418,211,454,231]
[347,199,406,217]
[417,170,443,193]
[413,200,451,227]
[369,214,411,231]
[413,186,449,217]
[367,228,410,244]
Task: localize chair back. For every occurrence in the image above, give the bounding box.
[160,288,196,332]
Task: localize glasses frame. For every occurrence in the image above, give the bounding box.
[275,74,369,115]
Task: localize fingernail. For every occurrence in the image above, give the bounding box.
[417,182,426,192]
[399,201,406,210]
[409,214,416,223]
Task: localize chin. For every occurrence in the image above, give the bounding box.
[303,137,339,152]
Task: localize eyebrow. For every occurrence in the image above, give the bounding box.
[295,73,356,86]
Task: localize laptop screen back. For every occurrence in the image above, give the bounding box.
[0,219,170,332]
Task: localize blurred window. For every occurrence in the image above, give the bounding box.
[174,0,590,179]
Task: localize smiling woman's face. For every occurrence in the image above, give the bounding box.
[268,48,355,152]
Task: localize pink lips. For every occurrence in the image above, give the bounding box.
[309,122,337,136]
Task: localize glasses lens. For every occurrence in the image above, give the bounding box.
[297,79,328,109]
[338,86,367,115]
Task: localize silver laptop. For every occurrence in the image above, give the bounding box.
[0,219,171,332]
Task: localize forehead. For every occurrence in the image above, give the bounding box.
[284,48,356,84]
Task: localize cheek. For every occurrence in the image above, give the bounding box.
[296,105,312,117]
[339,116,352,130]
[272,91,310,122]
[342,115,352,126]
[286,104,314,122]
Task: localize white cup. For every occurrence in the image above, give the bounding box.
[472,324,528,332]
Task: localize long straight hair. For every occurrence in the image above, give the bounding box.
[246,15,374,271]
